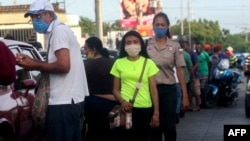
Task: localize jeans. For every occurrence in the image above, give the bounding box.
[176,83,182,114]
[46,101,84,141]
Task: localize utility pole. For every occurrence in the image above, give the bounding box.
[157,0,162,13]
[242,27,249,42]
[180,0,184,35]
[95,0,103,42]
[242,0,248,42]
[187,0,192,47]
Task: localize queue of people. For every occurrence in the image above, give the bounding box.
[187,42,240,106]
[12,0,242,141]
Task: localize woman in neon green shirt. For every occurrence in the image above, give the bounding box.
[110,30,160,141]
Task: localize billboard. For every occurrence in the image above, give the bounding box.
[120,0,156,29]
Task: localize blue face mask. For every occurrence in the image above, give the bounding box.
[153,27,167,38]
[32,19,50,34]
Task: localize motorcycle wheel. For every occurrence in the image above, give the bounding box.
[201,86,216,108]
[245,94,250,118]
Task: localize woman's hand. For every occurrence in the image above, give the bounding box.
[150,113,159,128]
[182,93,190,110]
[121,100,133,112]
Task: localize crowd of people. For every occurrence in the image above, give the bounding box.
[2,0,243,141]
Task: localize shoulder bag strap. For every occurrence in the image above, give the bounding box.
[46,33,53,61]
[45,23,64,61]
[130,58,148,105]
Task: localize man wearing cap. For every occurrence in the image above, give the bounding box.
[16,0,89,141]
[203,43,212,56]
[226,46,237,68]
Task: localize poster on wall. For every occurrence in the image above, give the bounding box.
[120,0,156,30]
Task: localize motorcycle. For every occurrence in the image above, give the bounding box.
[202,59,242,108]
[244,70,250,118]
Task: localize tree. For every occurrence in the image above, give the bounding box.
[171,18,223,46]
[79,17,95,37]
[111,20,127,31]
[103,22,111,36]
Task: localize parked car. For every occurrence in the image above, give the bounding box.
[0,39,44,141]
[81,47,119,61]
[107,48,119,59]
[38,50,47,60]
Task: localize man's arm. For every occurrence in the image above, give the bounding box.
[16,48,70,73]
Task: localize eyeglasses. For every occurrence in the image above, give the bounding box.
[30,14,44,22]
[30,12,47,21]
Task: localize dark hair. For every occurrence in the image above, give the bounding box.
[195,41,200,45]
[178,40,184,48]
[119,30,149,58]
[213,46,220,53]
[85,36,110,58]
[180,40,190,49]
[195,42,203,48]
[152,12,171,38]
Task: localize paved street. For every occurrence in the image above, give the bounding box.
[176,76,250,141]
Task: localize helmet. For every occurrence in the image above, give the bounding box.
[204,44,211,51]
[227,46,233,51]
[226,50,233,56]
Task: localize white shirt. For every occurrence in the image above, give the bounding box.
[46,20,89,105]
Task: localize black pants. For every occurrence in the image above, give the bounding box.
[114,107,153,141]
[150,84,178,141]
[84,95,119,141]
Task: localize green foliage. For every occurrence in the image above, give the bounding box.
[171,18,250,52]
[79,18,127,37]
[79,17,95,37]
[111,20,127,30]
[103,22,110,36]
[79,16,250,52]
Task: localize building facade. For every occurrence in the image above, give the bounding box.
[0,3,82,49]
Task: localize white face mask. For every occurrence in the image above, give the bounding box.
[125,44,141,57]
